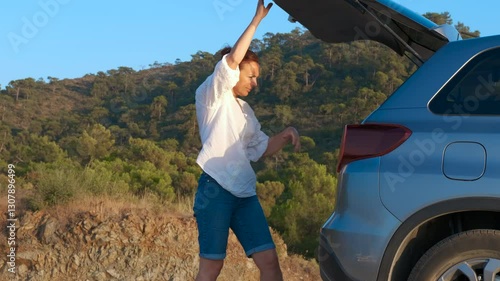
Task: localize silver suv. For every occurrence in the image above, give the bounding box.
[274,0,500,280]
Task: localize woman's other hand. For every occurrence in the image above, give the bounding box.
[263,126,301,157]
[285,126,301,152]
[254,0,273,22]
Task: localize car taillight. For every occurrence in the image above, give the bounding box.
[336,123,412,172]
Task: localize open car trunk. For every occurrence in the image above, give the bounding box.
[273,0,461,65]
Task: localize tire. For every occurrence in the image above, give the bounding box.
[408,229,500,281]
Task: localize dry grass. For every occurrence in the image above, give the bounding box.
[0,187,195,237]
[32,192,194,225]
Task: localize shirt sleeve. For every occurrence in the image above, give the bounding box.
[246,123,269,162]
[195,54,240,107]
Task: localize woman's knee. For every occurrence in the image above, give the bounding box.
[197,258,224,280]
[252,249,281,271]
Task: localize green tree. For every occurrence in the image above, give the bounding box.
[274,105,294,127]
[269,154,337,257]
[115,66,136,94]
[89,107,110,124]
[299,136,316,152]
[47,76,59,94]
[128,137,177,172]
[173,104,200,151]
[76,124,115,163]
[271,61,301,102]
[129,161,175,201]
[0,124,14,170]
[260,46,283,81]
[7,78,35,101]
[423,12,452,25]
[21,78,36,100]
[257,181,285,217]
[291,55,315,88]
[150,95,168,120]
[90,72,110,99]
[173,171,198,197]
[455,22,480,39]
[340,76,357,98]
[165,81,178,108]
[23,134,66,163]
[373,71,389,93]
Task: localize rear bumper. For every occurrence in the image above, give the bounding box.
[318,233,355,281]
[319,209,401,281]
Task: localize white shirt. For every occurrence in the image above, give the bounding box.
[195,55,269,198]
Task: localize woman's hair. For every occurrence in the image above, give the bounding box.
[220,47,259,64]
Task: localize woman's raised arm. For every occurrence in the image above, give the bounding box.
[226,0,273,69]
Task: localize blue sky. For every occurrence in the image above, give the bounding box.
[1,0,499,89]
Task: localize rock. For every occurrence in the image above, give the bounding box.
[93,271,107,281]
[18,264,28,275]
[37,216,60,244]
[106,268,121,279]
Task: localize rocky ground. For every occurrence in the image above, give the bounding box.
[0,197,320,281]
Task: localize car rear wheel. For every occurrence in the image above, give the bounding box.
[408,229,500,281]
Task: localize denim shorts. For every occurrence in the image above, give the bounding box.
[193,172,275,260]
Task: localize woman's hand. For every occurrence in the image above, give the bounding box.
[263,126,301,157]
[285,126,301,152]
[254,0,273,22]
[227,0,273,69]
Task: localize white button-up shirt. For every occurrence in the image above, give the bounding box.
[195,55,269,197]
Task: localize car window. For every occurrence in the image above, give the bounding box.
[429,48,500,115]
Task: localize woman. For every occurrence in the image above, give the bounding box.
[193,1,301,280]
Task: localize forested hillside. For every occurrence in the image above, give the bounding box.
[0,12,479,258]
